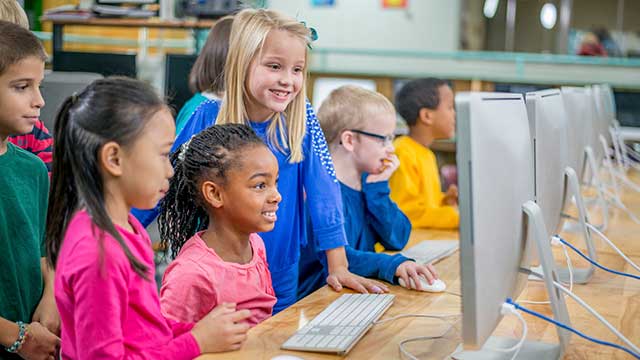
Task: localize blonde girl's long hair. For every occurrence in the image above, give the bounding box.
[216,8,311,163]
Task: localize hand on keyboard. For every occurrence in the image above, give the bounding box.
[326,267,389,294]
[395,261,439,291]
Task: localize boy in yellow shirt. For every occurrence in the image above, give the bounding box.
[389,78,459,229]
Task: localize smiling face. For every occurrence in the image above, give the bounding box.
[218,144,281,233]
[244,29,306,121]
[0,56,45,139]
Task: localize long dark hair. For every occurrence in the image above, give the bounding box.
[188,16,233,95]
[159,124,264,258]
[46,77,166,278]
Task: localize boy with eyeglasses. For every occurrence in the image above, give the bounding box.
[297,85,439,299]
[389,78,459,229]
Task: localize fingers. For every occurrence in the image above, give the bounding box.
[426,263,439,279]
[227,309,252,323]
[341,276,369,294]
[207,303,237,318]
[360,277,388,293]
[405,266,421,290]
[396,266,410,289]
[417,264,436,285]
[326,275,343,292]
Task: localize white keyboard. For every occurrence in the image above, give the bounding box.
[401,240,459,265]
[281,294,394,355]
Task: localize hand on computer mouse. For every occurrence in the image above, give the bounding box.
[398,277,447,293]
[395,261,439,291]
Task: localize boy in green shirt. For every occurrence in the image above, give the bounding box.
[0,20,59,359]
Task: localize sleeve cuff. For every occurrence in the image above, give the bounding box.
[381,254,411,284]
[313,223,348,251]
[362,178,391,196]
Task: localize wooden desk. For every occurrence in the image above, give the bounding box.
[40,17,215,65]
[198,172,640,360]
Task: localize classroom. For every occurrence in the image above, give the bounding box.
[1,0,639,359]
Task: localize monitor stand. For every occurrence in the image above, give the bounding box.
[581,146,609,231]
[530,167,596,284]
[451,201,571,360]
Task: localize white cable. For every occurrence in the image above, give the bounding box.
[398,323,456,360]
[483,303,527,359]
[373,313,459,326]
[520,237,573,305]
[553,280,640,355]
[385,314,460,360]
[600,187,640,224]
[585,222,640,273]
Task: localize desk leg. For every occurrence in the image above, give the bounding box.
[52,24,64,69]
[53,24,63,53]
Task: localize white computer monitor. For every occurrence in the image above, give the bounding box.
[455,92,570,359]
[585,86,606,167]
[560,87,591,181]
[525,89,569,236]
[592,84,614,146]
[526,89,597,284]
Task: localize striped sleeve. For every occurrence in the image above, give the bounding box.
[7,120,53,176]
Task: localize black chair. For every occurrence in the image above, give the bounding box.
[164,53,198,113]
[53,51,137,78]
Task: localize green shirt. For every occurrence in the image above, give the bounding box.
[0,142,48,324]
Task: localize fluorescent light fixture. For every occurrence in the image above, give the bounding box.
[483,0,499,18]
[540,3,557,29]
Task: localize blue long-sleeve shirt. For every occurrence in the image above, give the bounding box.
[298,178,412,299]
[132,99,347,313]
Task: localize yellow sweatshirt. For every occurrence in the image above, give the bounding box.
[389,136,459,229]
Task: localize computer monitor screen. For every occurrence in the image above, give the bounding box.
[560,87,590,179]
[311,77,376,112]
[456,92,535,349]
[53,51,137,78]
[585,86,605,166]
[592,85,613,146]
[164,54,198,113]
[525,89,570,236]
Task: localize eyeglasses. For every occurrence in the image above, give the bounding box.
[349,129,394,146]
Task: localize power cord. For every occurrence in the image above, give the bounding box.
[520,236,573,305]
[524,268,640,355]
[505,298,640,359]
[482,303,528,360]
[562,214,640,275]
[554,234,640,280]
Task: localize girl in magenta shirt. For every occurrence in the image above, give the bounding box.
[45,77,252,359]
[158,124,278,326]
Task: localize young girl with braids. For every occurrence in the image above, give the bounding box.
[158,124,278,327]
[46,77,252,359]
[134,8,388,313]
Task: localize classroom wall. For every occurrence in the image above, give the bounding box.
[266,0,462,53]
[484,0,640,53]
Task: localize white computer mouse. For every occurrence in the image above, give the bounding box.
[270,355,304,360]
[398,277,447,292]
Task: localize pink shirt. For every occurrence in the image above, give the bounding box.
[160,232,276,326]
[54,210,200,360]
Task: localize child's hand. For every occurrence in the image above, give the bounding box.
[395,261,439,291]
[192,303,252,353]
[366,154,400,183]
[17,322,60,360]
[32,292,60,336]
[326,267,389,294]
[443,184,458,206]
